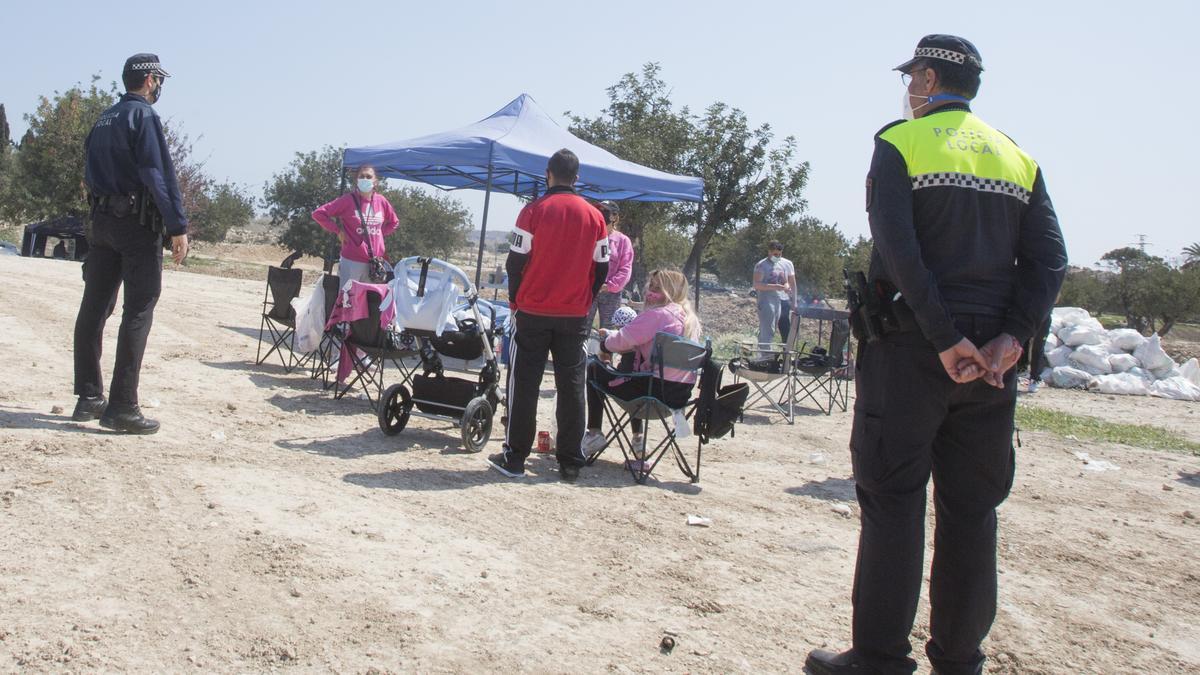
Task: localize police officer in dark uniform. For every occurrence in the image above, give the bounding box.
[805,36,1066,674]
[71,53,188,435]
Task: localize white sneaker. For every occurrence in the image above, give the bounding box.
[581,430,607,454]
[1027,380,1041,394]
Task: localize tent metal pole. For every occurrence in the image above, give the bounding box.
[694,202,702,314]
[475,160,494,288]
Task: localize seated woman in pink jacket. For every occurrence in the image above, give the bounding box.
[582,269,702,457]
[311,165,399,284]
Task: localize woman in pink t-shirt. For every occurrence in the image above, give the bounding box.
[311,165,399,283]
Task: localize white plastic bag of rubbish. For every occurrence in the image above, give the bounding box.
[1180,358,1200,387]
[1107,328,1146,352]
[1050,366,1094,389]
[1069,344,1113,374]
[1038,366,1054,382]
[1046,345,1074,368]
[1150,376,1200,402]
[1108,353,1140,373]
[1089,372,1151,396]
[1051,306,1092,327]
[1150,363,1180,381]
[290,276,326,354]
[1127,366,1155,383]
[1133,334,1173,371]
[1058,324,1105,347]
[1044,333,1061,350]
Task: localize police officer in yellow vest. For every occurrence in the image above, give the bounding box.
[806,36,1066,675]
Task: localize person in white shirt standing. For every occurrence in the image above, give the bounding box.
[752,240,797,348]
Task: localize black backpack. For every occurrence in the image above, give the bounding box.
[693,358,750,442]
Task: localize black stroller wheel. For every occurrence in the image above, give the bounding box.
[460,396,493,453]
[378,384,412,436]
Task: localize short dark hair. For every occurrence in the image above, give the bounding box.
[593,201,614,225]
[547,148,579,183]
[919,58,981,99]
[123,71,151,92]
[768,240,784,251]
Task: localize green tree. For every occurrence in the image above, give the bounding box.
[263,146,473,270]
[1100,246,1158,333]
[711,217,848,299]
[568,64,693,291]
[263,146,344,271]
[378,184,470,259]
[1184,242,1200,266]
[569,63,814,284]
[0,78,117,222]
[0,103,12,207]
[189,181,255,242]
[1058,268,1108,313]
[683,103,810,279]
[1098,247,1199,336]
[843,235,874,280]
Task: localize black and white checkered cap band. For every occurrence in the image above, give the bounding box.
[911,172,1030,205]
[131,62,165,72]
[914,47,967,65]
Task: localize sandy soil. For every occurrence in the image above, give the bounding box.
[0,254,1198,673]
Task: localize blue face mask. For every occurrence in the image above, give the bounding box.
[357,178,374,194]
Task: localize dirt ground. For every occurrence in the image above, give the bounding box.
[1,254,1198,673]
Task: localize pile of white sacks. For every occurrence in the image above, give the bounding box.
[1041,307,1200,401]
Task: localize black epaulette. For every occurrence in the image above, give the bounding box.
[874,119,907,139]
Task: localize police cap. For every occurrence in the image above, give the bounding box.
[894,35,983,73]
[123,53,170,79]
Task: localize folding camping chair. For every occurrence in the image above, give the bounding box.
[584,332,711,484]
[255,266,308,373]
[728,312,803,424]
[332,286,418,409]
[790,306,852,415]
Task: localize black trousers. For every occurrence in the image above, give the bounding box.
[586,359,692,433]
[504,311,589,467]
[1017,313,1053,381]
[73,211,163,406]
[849,315,1016,675]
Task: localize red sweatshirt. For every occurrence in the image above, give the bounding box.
[506,186,610,317]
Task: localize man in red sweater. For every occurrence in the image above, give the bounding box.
[488,149,610,482]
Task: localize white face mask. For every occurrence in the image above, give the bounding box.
[769,255,781,263]
[357,177,374,194]
[902,90,918,120]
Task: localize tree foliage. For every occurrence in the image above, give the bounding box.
[263,145,472,270]
[263,146,344,270]
[189,181,255,242]
[378,184,471,260]
[1088,247,1200,336]
[1,79,224,238]
[1184,242,1200,266]
[570,63,816,289]
[0,78,117,222]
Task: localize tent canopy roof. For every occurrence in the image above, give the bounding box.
[24,216,84,238]
[343,94,703,203]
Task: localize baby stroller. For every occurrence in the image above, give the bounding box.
[376,257,504,452]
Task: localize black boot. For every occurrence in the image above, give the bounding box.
[805,649,872,674]
[71,395,108,422]
[99,405,160,435]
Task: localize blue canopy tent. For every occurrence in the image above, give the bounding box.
[342,94,704,286]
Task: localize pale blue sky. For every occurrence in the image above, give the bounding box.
[3,1,1196,267]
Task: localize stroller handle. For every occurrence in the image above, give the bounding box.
[393,256,477,297]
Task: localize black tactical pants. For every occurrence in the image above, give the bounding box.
[849,315,1016,675]
[504,311,589,468]
[73,211,163,407]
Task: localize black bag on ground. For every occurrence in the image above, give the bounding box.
[694,358,750,442]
